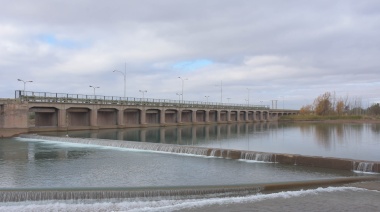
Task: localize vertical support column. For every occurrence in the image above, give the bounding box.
[227,110,231,122]
[205,110,210,123]
[58,108,67,128]
[260,111,263,121]
[160,109,166,125]
[177,109,182,124]
[117,108,124,127]
[217,110,221,122]
[192,110,197,124]
[236,111,240,122]
[90,107,98,128]
[140,108,146,125]
[275,113,279,121]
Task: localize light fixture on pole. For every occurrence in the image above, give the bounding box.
[89,85,100,96]
[176,93,182,102]
[139,90,147,100]
[178,77,188,102]
[205,95,210,103]
[17,79,33,93]
[246,88,251,106]
[215,81,223,103]
[113,63,127,98]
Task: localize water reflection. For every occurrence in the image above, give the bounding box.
[38,122,380,161]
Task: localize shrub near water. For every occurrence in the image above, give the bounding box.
[279,115,363,121]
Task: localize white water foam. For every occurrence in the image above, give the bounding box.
[353,162,377,174]
[0,187,373,212]
[15,136,213,159]
[240,152,274,163]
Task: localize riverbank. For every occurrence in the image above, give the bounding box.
[279,115,380,124]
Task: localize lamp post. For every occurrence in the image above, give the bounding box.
[178,77,188,102]
[214,81,223,103]
[176,93,182,102]
[205,95,210,103]
[89,85,99,96]
[113,62,127,98]
[139,90,147,100]
[17,79,33,93]
[246,88,251,106]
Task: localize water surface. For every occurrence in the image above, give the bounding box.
[40,122,380,161]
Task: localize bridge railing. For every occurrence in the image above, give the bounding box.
[15,90,271,110]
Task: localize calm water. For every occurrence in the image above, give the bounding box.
[0,122,379,211]
[41,122,380,161]
[0,137,359,189]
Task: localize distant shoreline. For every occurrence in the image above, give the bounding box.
[279,115,380,124]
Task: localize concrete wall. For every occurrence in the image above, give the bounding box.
[0,102,28,129]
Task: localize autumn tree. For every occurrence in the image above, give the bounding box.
[299,105,313,115]
[336,100,345,115]
[313,92,332,115]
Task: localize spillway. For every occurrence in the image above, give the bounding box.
[18,134,380,173]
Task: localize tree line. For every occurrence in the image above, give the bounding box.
[300,91,380,116]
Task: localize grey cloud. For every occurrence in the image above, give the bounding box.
[1,0,380,107]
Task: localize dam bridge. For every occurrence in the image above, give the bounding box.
[0,90,298,136]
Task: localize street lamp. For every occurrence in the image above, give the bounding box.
[178,77,188,102]
[89,85,100,96]
[205,95,210,103]
[113,62,127,98]
[176,93,182,102]
[215,81,223,103]
[139,90,147,100]
[17,79,33,93]
[247,88,251,105]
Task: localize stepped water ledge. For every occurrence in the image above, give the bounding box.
[19,134,380,173]
[1,177,377,202]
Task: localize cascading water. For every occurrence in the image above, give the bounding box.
[0,186,262,202]
[240,152,274,162]
[353,162,375,173]
[20,135,210,157]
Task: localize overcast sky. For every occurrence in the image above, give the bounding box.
[1,0,379,109]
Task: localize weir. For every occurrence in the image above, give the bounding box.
[19,134,380,173]
[0,177,377,202]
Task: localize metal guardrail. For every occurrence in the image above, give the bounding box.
[15,90,273,110]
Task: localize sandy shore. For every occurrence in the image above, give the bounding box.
[180,181,380,212]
